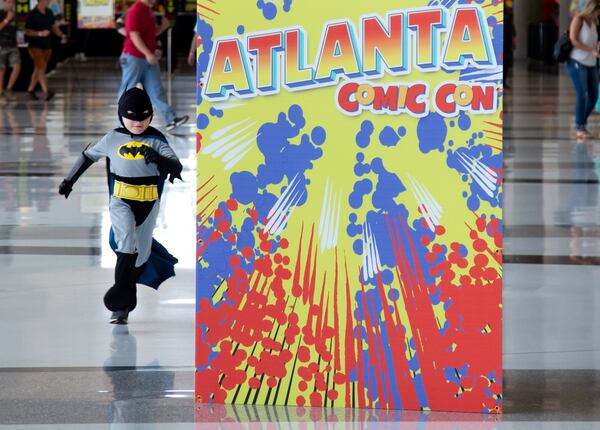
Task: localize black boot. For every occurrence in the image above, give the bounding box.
[104,252,138,313]
[109,309,129,325]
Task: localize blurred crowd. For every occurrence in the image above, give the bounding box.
[0,0,194,129]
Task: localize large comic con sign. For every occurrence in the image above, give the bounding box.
[196,0,503,413]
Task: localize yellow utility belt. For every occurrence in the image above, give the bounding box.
[113,180,158,202]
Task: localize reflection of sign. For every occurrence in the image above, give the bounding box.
[77,0,114,29]
[196,0,504,414]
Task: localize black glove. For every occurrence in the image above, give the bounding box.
[162,158,183,183]
[58,179,73,199]
[140,146,182,183]
[168,171,182,184]
[62,152,94,195]
[141,145,159,165]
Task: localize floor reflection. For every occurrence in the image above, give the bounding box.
[194,403,501,428]
[104,325,177,426]
[567,142,600,263]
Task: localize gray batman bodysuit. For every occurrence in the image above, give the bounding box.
[83,127,180,267]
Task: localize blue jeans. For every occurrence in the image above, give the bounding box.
[118,54,175,124]
[567,59,599,130]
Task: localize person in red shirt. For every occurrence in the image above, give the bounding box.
[118,0,188,131]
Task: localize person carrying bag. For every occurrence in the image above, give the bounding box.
[567,0,600,139]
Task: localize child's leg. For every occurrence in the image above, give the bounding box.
[110,199,137,254]
[104,200,138,313]
[106,252,138,311]
[134,202,161,268]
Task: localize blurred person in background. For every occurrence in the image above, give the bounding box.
[187,23,196,67]
[24,0,68,101]
[118,0,188,131]
[568,0,600,139]
[0,0,21,100]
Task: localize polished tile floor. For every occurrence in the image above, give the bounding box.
[2,59,600,427]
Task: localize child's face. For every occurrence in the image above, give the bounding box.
[123,116,151,135]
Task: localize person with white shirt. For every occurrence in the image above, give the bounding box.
[568,0,600,139]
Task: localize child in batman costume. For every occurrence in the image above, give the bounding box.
[58,85,183,324]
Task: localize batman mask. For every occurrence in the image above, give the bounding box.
[118,87,153,130]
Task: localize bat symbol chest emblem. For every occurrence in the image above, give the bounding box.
[118,142,150,160]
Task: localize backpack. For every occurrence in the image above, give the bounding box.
[554,31,572,63]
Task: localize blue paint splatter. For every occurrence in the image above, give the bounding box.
[196,17,214,105]
[199,105,326,299]
[209,107,224,118]
[349,179,373,209]
[458,112,471,131]
[197,113,209,130]
[417,113,447,153]
[257,0,277,20]
[370,158,406,212]
[311,126,326,145]
[446,145,502,211]
[356,120,374,148]
[379,126,400,147]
